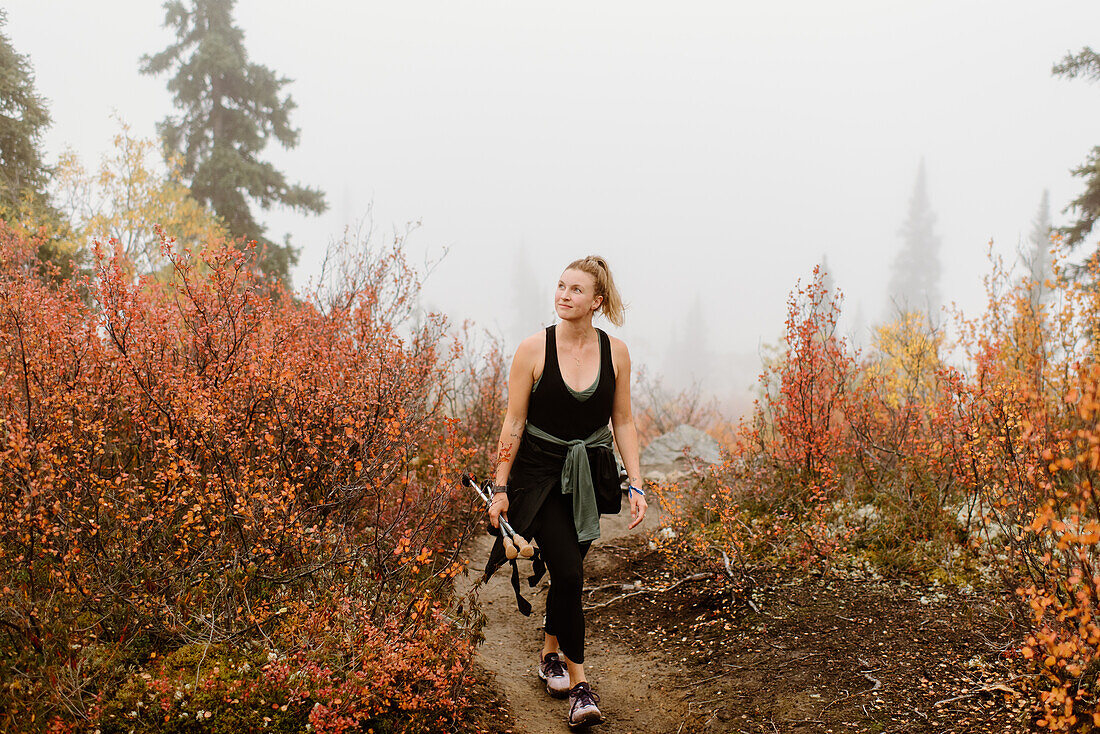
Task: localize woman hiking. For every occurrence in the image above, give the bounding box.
[484,255,648,730]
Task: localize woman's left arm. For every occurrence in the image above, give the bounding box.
[610,338,648,530]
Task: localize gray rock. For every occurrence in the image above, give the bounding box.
[640,424,722,483]
[854,504,880,523]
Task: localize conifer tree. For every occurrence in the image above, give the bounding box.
[141,0,326,284]
[1053,47,1100,248]
[0,13,85,281]
[1026,189,1053,308]
[888,159,942,317]
[0,11,52,220]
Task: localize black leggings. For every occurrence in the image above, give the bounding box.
[532,488,592,664]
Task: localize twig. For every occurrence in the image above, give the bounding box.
[902,702,928,720]
[583,582,634,595]
[675,672,728,689]
[818,672,881,717]
[724,658,767,672]
[932,678,1021,707]
[582,572,714,611]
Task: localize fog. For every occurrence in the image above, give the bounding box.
[8,1,1100,413]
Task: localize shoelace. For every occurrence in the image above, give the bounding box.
[544,654,567,678]
[570,683,600,713]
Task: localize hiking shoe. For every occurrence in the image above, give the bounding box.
[567,681,602,729]
[538,652,570,698]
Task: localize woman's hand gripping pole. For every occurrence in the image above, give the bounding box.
[460,474,535,560]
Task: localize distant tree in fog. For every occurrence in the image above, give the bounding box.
[888,159,942,318]
[819,254,837,303]
[1025,189,1053,307]
[510,246,548,345]
[849,302,868,348]
[665,294,708,386]
[1053,47,1100,249]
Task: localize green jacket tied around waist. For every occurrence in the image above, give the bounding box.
[523,422,612,543]
[481,424,622,615]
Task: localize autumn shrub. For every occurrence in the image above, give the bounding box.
[951,248,1100,730]
[655,261,1021,578]
[0,222,483,731]
[440,324,507,480]
[94,609,470,734]
[652,236,1100,729]
[840,313,971,575]
[653,266,859,585]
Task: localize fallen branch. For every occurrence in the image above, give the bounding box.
[583,572,715,611]
[675,672,728,689]
[818,671,882,716]
[932,678,1022,707]
[902,702,929,720]
[583,582,637,596]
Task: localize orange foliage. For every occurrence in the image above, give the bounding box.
[653,266,858,585]
[654,241,1100,729]
[0,222,481,730]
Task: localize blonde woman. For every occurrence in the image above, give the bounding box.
[484,256,647,730]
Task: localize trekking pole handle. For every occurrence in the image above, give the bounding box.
[461,474,533,559]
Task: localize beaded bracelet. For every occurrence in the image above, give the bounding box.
[627,484,645,498]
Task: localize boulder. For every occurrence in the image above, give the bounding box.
[640,424,722,483]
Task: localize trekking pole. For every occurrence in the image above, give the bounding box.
[461,474,534,560]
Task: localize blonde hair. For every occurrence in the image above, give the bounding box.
[565,255,625,327]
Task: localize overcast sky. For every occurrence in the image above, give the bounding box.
[7,1,1100,404]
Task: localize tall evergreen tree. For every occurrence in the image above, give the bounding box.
[888,159,942,317]
[0,11,52,220]
[0,13,83,282]
[1053,47,1100,248]
[664,293,708,386]
[1026,189,1053,307]
[141,0,326,284]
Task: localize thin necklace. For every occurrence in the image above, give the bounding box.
[566,333,592,367]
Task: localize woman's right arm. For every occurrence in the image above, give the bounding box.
[489,334,539,527]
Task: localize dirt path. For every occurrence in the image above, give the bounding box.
[461,505,1033,734]
[464,507,687,734]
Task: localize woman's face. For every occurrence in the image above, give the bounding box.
[555,269,602,321]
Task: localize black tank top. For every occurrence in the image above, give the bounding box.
[527,325,615,440]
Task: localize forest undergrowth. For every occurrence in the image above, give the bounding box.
[652,240,1100,732]
[0,222,506,733]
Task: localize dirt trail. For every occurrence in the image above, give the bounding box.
[463,506,686,734]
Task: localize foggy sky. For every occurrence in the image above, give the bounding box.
[7,1,1100,406]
